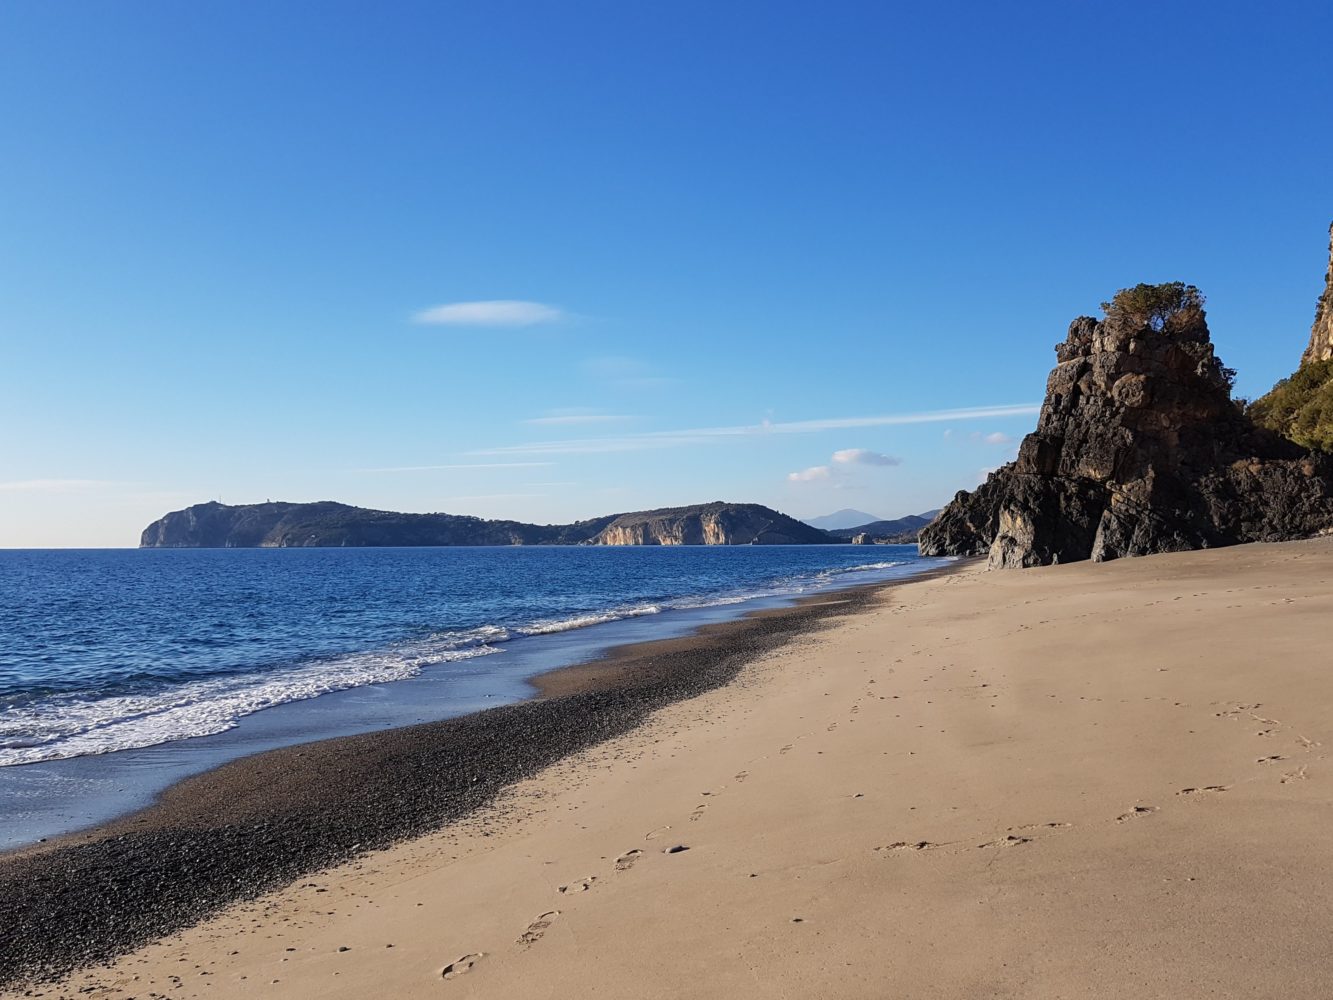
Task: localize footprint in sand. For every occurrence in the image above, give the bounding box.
[734,770,749,783]
[615,849,642,872]
[1281,766,1309,784]
[558,876,596,894]
[517,911,560,947]
[779,744,794,754]
[690,803,708,822]
[644,825,672,841]
[1178,785,1229,796]
[1116,805,1158,822]
[876,841,943,853]
[978,835,1032,849]
[1256,755,1288,765]
[1296,735,1322,750]
[441,953,484,980]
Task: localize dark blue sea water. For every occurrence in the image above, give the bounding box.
[0,546,940,771]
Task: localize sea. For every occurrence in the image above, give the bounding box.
[0,545,945,847]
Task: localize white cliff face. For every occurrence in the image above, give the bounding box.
[1301,222,1333,366]
[593,515,724,545]
[587,504,829,545]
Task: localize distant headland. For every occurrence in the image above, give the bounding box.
[139,500,838,548]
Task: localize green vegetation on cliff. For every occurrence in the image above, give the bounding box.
[1248,358,1333,452]
[1249,223,1333,452]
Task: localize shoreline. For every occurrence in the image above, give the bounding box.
[10,539,1333,997]
[0,567,952,987]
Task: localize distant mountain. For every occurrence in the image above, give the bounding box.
[803,508,884,530]
[139,500,833,548]
[822,509,942,543]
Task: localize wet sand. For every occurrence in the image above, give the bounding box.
[12,538,1333,998]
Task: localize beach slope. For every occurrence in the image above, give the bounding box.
[22,538,1333,999]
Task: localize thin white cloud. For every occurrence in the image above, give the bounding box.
[361,462,555,473]
[0,478,117,493]
[984,431,1015,445]
[523,410,635,426]
[412,300,563,327]
[831,448,901,467]
[471,403,1040,456]
[788,465,832,482]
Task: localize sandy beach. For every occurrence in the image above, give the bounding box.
[12,537,1333,998]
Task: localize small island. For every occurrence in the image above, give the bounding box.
[139,500,835,548]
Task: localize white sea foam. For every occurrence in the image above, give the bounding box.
[0,639,497,767]
[518,605,662,636]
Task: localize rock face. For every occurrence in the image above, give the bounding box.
[919,294,1333,568]
[1301,222,1333,365]
[140,500,831,548]
[587,502,830,545]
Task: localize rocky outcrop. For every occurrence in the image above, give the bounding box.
[587,502,830,545]
[140,500,830,548]
[919,288,1333,568]
[1301,222,1333,365]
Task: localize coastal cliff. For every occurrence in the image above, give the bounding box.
[1248,223,1333,451]
[919,281,1333,568]
[140,500,831,548]
[586,503,828,545]
[1300,222,1333,365]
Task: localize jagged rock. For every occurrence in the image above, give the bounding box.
[920,289,1333,568]
[1301,222,1333,365]
[140,500,830,548]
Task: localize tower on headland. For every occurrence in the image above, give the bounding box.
[1300,221,1333,366]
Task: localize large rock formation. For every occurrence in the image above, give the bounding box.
[140,500,831,548]
[1301,222,1333,365]
[919,284,1333,568]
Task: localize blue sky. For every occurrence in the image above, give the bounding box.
[2,1,1331,546]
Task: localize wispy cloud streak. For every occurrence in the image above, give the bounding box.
[412,300,563,327]
[832,448,900,467]
[472,403,1040,456]
[522,413,634,426]
[360,462,555,473]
